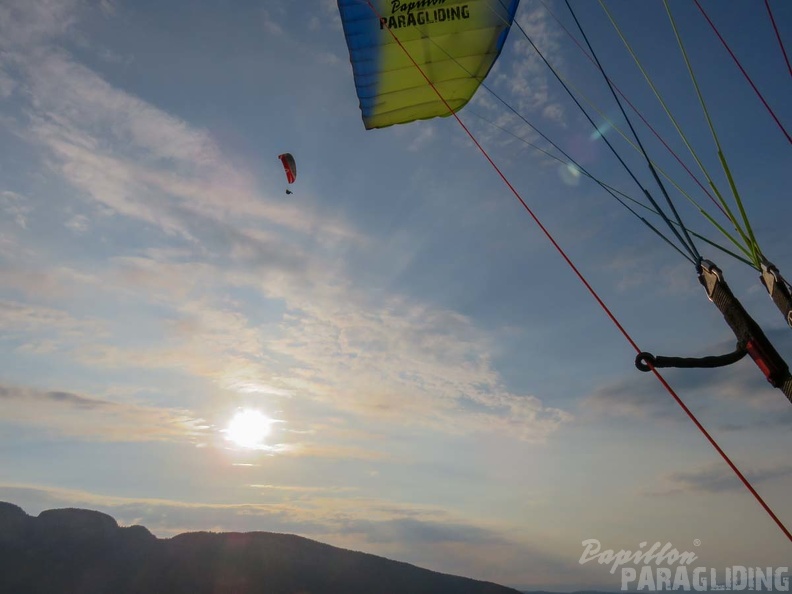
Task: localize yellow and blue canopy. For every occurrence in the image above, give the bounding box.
[337,0,520,129]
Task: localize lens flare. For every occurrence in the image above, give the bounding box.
[559,162,582,186]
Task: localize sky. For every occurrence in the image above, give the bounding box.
[0,0,791,590]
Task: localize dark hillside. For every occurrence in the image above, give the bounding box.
[0,502,521,594]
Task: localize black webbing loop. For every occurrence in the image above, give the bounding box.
[635,342,747,372]
[760,259,792,329]
[698,260,792,403]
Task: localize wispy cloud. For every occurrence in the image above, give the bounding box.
[648,462,792,495]
[0,483,511,542]
[0,299,107,353]
[0,191,31,228]
[463,4,569,166]
[407,125,435,152]
[98,0,118,17]
[0,66,16,97]
[248,484,358,494]
[63,253,570,442]
[2,188,569,446]
[717,406,792,432]
[0,384,208,442]
[261,10,284,36]
[498,4,566,122]
[13,47,358,248]
[263,287,571,440]
[0,0,80,49]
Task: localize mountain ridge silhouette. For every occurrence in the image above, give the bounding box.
[0,501,522,594]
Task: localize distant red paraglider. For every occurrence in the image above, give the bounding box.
[278,153,296,191]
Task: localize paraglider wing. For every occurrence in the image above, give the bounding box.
[337,0,520,130]
[278,153,297,184]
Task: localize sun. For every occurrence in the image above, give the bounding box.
[225,409,273,449]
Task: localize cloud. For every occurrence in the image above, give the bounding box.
[407,125,435,152]
[15,48,358,248]
[649,462,792,495]
[0,66,16,97]
[0,299,107,352]
[456,5,570,168]
[25,54,217,164]
[262,288,572,441]
[582,366,694,421]
[604,250,698,295]
[498,4,566,122]
[0,265,98,301]
[269,442,388,461]
[0,0,80,49]
[718,407,792,432]
[2,235,570,445]
[4,268,563,452]
[0,0,571,451]
[64,214,90,234]
[261,10,284,36]
[0,483,506,543]
[0,383,209,442]
[0,191,31,228]
[248,484,358,494]
[72,273,570,442]
[99,0,118,17]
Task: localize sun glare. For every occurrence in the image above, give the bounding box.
[225,409,273,449]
